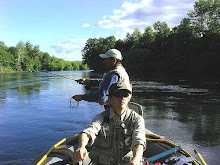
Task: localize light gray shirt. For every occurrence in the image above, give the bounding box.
[82,107,146,149]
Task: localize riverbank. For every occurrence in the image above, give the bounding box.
[0,65,14,73]
[0,70,13,73]
[0,69,22,74]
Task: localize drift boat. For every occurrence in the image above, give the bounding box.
[30,103,205,165]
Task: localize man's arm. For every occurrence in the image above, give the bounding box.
[73,133,91,162]
[75,78,91,85]
[73,114,104,162]
[130,115,146,165]
[73,73,119,103]
[75,78,101,87]
[129,145,144,165]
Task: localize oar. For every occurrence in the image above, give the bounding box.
[194,149,207,165]
[147,146,181,162]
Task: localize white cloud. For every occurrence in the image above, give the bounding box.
[51,39,86,53]
[66,52,82,61]
[82,23,91,27]
[97,0,195,35]
[113,10,121,14]
[51,39,87,61]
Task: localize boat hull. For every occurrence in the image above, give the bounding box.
[30,130,200,165]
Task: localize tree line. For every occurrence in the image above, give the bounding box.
[82,0,220,76]
[0,41,89,72]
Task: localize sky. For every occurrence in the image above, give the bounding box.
[1,0,196,61]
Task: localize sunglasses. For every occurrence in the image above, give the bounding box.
[112,92,130,98]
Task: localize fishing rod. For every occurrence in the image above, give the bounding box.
[43,71,76,81]
[194,149,207,165]
[169,109,207,165]
[43,71,90,89]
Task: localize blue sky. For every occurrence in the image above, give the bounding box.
[1,0,195,61]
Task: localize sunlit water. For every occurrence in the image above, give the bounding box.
[0,71,219,164]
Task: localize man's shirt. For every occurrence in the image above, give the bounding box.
[82,107,146,149]
[82,72,119,103]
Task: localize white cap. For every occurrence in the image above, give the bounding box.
[99,49,122,60]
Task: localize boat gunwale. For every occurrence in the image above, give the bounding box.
[31,131,199,165]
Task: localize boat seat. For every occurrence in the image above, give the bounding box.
[128,102,144,117]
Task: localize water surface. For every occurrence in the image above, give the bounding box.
[0,71,219,164]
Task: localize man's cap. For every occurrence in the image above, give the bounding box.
[108,82,132,96]
[99,49,122,60]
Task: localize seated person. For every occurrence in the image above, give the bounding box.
[72,49,131,105]
[73,82,146,165]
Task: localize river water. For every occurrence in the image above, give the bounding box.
[0,71,219,164]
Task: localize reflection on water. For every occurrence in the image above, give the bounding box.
[131,78,220,147]
[130,76,220,164]
[0,71,219,164]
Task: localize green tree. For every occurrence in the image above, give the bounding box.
[153,21,171,53]
[80,63,89,70]
[25,41,33,52]
[174,18,197,40]
[72,61,80,70]
[64,61,73,70]
[8,46,17,70]
[1,40,91,72]
[139,26,155,49]
[164,18,197,73]
[0,41,14,71]
[49,56,59,71]
[21,56,32,71]
[24,42,42,71]
[33,56,42,71]
[125,49,156,73]
[41,53,51,70]
[130,28,142,45]
[57,59,65,71]
[16,41,26,71]
[82,36,116,71]
[188,0,220,36]
[122,28,142,53]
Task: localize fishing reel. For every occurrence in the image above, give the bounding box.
[85,84,92,90]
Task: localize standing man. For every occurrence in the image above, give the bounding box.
[73,82,146,165]
[72,49,131,105]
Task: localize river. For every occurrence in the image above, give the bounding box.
[0,71,219,164]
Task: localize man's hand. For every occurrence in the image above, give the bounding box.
[73,133,90,163]
[75,78,91,85]
[128,157,142,165]
[128,145,144,165]
[72,95,83,101]
[73,146,88,162]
